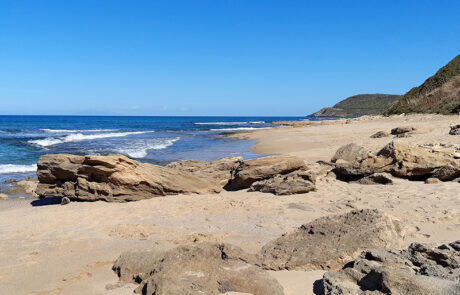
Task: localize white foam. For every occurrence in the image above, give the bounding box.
[40,128,119,133]
[249,121,265,124]
[29,131,155,147]
[194,122,248,125]
[115,137,180,158]
[210,127,271,131]
[0,164,37,174]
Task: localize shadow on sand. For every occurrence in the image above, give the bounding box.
[31,196,62,206]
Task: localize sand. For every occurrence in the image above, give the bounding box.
[0,114,459,295]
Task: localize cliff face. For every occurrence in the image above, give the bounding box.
[310,94,401,117]
[384,55,460,115]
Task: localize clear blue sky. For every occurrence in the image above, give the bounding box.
[1,0,459,116]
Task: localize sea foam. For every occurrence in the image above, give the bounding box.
[115,137,180,158]
[0,164,37,174]
[29,131,155,147]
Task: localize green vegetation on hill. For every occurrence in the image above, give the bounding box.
[384,55,460,115]
[310,94,401,117]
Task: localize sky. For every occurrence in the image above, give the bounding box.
[0,0,459,116]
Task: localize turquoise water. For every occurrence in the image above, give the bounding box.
[0,116,334,184]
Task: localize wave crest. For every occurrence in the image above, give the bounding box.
[115,137,180,158]
[0,164,37,174]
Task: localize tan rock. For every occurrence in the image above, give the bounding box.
[249,170,316,195]
[113,243,284,295]
[390,126,416,135]
[167,157,243,187]
[370,131,390,138]
[36,154,221,202]
[226,155,307,190]
[0,193,9,200]
[258,209,404,271]
[331,143,370,163]
[8,178,38,198]
[425,178,441,184]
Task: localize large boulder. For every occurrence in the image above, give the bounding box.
[249,170,316,195]
[321,241,460,295]
[7,178,38,198]
[334,141,460,181]
[36,154,221,202]
[113,243,284,295]
[258,209,404,271]
[390,126,416,135]
[166,157,243,187]
[225,155,307,190]
[331,143,370,163]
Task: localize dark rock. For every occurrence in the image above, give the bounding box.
[449,125,460,135]
[60,197,70,205]
[390,126,416,135]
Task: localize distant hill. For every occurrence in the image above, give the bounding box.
[309,94,401,117]
[384,55,460,115]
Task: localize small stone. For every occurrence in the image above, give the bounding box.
[449,125,460,135]
[425,178,441,184]
[370,131,389,138]
[390,126,416,135]
[61,197,71,205]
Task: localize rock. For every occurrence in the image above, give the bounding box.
[370,131,390,138]
[7,178,38,198]
[4,179,16,184]
[167,157,243,187]
[225,155,306,190]
[395,132,412,137]
[36,154,221,202]
[354,173,393,185]
[0,193,8,200]
[60,197,71,205]
[258,209,404,271]
[113,243,284,295]
[425,177,441,184]
[390,126,416,135]
[449,125,460,135]
[321,241,460,295]
[334,141,460,181]
[331,143,370,163]
[249,170,316,195]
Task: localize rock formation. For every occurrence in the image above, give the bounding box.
[166,157,243,187]
[450,124,460,135]
[370,131,389,138]
[321,241,460,295]
[113,242,284,295]
[225,155,307,190]
[390,126,416,135]
[249,170,316,195]
[334,141,460,181]
[36,154,221,202]
[331,143,370,163]
[258,209,404,271]
[7,178,38,198]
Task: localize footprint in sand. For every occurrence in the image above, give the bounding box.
[62,271,92,282]
[34,288,62,295]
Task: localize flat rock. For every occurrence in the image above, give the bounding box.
[390,126,416,135]
[36,154,221,202]
[226,155,306,190]
[7,178,38,198]
[167,157,243,187]
[321,241,460,295]
[334,141,460,181]
[249,170,316,195]
[449,125,460,135]
[331,143,370,163]
[258,209,404,271]
[113,243,284,295]
[370,131,390,138]
[354,173,393,185]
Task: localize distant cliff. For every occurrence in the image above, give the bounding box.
[384,55,460,115]
[310,94,401,117]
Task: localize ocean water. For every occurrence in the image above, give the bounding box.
[0,115,338,186]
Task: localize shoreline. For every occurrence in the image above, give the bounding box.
[0,113,459,295]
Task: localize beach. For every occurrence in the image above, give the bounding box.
[0,114,459,294]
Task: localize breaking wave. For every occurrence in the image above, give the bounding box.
[0,164,37,174]
[114,137,180,158]
[40,128,119,133]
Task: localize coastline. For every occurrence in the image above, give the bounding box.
[0,114,459,295]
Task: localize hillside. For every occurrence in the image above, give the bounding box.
[309,94,401,117]
[384,55,460,115]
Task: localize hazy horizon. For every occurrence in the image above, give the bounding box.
[1,1,459,116]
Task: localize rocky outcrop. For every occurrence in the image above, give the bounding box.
[450,125,460,135]
[354,173,393,185]
[113,242,284,295]
[249,170,316,195]
[370,131,389,138]
[225,155,307,190]
[0,193,8,200]
[166,157,243,187]
[36,154,221,202]
[331,143,370,163]
[390,126,416,135]
[7,178,38,198]
[321,241,460,295]
[258,209,404,271]
[334,141,460,181]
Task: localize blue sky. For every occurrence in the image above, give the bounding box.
[1,1,459,116]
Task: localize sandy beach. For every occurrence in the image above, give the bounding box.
[0,114,459,295]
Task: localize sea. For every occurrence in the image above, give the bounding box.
[0,115,333,193]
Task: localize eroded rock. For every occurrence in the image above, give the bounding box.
[390,126,416,135]
[370,131,390,138]
[113,243,284,295]
[36,154,221,202]
[226,155,306,190]
[321,241,460,295]
[258,209,404,271]
[449,125,460,135]
[331,143,370,163]
[7,178,38,198]
[249,170,316,195]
